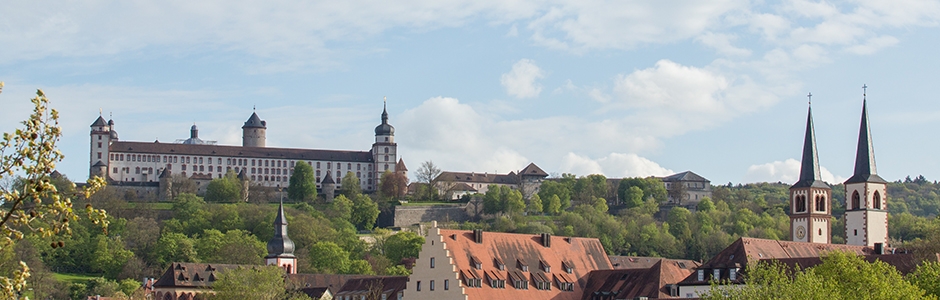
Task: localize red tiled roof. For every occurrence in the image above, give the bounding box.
[153,262,243,288]
[438,229,612,300]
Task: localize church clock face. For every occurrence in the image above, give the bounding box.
[796,226,806,239]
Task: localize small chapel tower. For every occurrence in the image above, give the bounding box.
[844,85,888,247]
[790,94,832,244]
[372,98,397,191]
[265,200,297,274]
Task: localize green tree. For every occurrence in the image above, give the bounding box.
[623,186,644,208]
[350,194,379,230]
[527,194,543,215]
[538,180,571,211]
[702,251,934,300]
[328,195,353,221]
[153,232,198,267]
[697,197,715,212]
[288,162,317,202]
[0,86,108,298]
[415,160,442,201]
[908,261,940,297]
[205,170,243,202]
[195,229,266,265]
[341,171,362,198]
[482,185,503,214]
[90,235,134,278]
[546,195,562,215]
[383,231,425,263]
[308,241,351,274]
[503,188,525,215]
[212,265,307,300]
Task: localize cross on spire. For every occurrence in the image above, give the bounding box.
[807,92,812,105]
[863,84,868,99]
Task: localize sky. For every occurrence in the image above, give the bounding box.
[1,0,939,185]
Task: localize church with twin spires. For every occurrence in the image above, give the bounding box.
[789,87,888,247]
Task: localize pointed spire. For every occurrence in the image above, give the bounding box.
[793,94,828,189]
[381,96,389,124]
[846,84,886,184]
[266,200,295,257]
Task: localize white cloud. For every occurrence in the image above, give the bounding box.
[744,159,844,184]
[696,32,752,57]
[560,152,674,178]
[501,59,545,99]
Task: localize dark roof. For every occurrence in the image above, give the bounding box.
[334,276,407,297]
[436,171,519,185]
[159,168,172,179]
[396,158,407,172]
[374,105,394,136]
[845,99,887,184]
[237,168,248,180]
[678,237,898,285]
[519,163,549,177]
[609,256,700,270]
[267,201,295,258]
[451,182,478,192]
[287,274,374,291]
[91,116,107,127]
[153,262,242,288]
[243,112,266,128]
[299,287,330,299]
[92,160,107,167]
[792,106,830,189]
[583,259,697,299]
[321,171,334,184]
[662,171,709,182]
[109,141,374,162]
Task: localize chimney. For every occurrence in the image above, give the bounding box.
[874,243,885,255]
[473,229,483,244]
[541,233,551,247]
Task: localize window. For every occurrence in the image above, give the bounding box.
[218,158,221,164]
[384,164,389,170]
[384,155,389,161]
[182,165,187,171]
[348,163,352,169]
[384,147,389,153]
[416,281,421,291]
[444,279,449,290]
[97,152,102,159]
[112,168,117,174]
[317,162,321,168]
[852,191,861,210]
[795,195,807,212]
[713,269,720,280]
[97,142,102,148]
[729,268,737,281]
[252,159,256,166]
[816,195,826,211]
[697,270,704,281]
[854,229,858,236]
[357,164,361,170]
[430,257,435,268]
[873,191,882,209]
[430,280,435,291]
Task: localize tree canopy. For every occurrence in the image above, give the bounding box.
[288,162,317,202]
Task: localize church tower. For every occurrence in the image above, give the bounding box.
[790,94,832,244]
[265,200,297,274]
[372,98,397,192]
[89,114,112,179]
[844,86,888,247]
[242,111,266,147]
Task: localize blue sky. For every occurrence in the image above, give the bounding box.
[1,0,939,185]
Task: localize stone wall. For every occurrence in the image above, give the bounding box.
[392,205,471,228]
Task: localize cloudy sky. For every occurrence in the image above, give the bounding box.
[1,0,939,185]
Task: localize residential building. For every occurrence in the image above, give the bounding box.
[406,221,613,300]
[661,171,711,206]
[434,162,548,199]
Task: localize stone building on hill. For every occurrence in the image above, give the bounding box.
[434,162,549,199]
[661,171,712,207]
[88,103,402,199]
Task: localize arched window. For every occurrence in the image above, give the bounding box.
[873,191,882,209]
[796,195,806,212]
[385,147,389,153]
[851,191,860,210]
[816,196,826,211]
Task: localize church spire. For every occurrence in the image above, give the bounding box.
[846,84,886,184]
[266,200,295,258]
[794,93,827,188]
